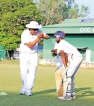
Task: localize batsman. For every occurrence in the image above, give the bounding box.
[52,31,83,100]
[51,38,69,99]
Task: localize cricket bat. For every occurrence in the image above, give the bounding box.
[55,67,68,97]
[58,81,63,96]
[55,69,63,97]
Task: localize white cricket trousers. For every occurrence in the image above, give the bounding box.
[67,56,83,77]
[66,56,83,97]
[20,52,38,93]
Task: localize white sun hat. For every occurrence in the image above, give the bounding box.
[25,21,42,29]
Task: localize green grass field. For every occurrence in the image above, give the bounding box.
[0,60,94,106]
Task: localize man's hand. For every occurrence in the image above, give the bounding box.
[51,52,57,57]
[51,49,57,57]
[43,33,50,39]
[66,66,68,71]
[62,67,68,79]
[38,33,44,39]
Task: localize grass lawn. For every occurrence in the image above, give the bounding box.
[0,60,94,106]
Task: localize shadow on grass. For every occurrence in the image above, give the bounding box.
[33,89,56,95]
[33,87,94,98]
[76,87,94,98]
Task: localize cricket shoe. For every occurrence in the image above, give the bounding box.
[58,96,66,100]
[71,96,76,100]
[71,92,76,100]
[25,92,32,96]
[66,96,76,100]
[20,89,26,95]
[65,96,72,100]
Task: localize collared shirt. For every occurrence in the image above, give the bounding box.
[54,42,61,57]
[54,42,59,50]
[57,40,82,59]
[20,29,42,53]
[54,42,64,68]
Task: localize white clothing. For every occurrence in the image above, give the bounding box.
[20,53,38,94]
[20,29,42,53]
[54,42,64,69]
[54,42,59,50]
[19,29,43,95]
[56,39,83,97]
[57,40,82,59]
[67,56,82,77]
[56,39,83,77]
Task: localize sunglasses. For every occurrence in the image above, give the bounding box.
[29,28,38,31]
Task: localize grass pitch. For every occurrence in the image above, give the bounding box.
[0,60,94,106]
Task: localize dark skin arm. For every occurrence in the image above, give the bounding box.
[43,34,50,39]
[25,33,44,48]
[25,33,50,48]
[60,50,67,68]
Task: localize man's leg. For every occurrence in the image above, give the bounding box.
[67,56,83,78]
[66,56,82,99]
[65,77,75,100]
[20,53,29,95]
[62,56,83,100]
[25,53,38,96]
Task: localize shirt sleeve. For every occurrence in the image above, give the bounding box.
[36,29,43,35]
[54,42,58,49]
[57,41,64,54]
[36,29,47,37]
[21,31,29,44]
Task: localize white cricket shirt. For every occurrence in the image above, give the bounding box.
[54,42,64,68]
[57,40,82,59]
[20,29,42,53]
[54,42,59,49]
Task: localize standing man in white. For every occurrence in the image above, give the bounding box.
[54,31,83,100]
[19,21,50,96]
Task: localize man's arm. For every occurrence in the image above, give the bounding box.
[37,29,50,39]
[25,33,44,48]
[60,50,67,68]
[43,33,50,39]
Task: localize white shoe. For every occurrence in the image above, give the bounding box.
[66,96,72,100]
[66,96,76,100]
[25,92,32,96]
[58,96,66,100]
[20,90,25,95]
[25,93,32,96]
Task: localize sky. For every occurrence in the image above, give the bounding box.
[75,0,94,18]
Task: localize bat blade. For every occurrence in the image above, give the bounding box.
[58,83,63,97]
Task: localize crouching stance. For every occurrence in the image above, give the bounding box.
[53,31,83,100]
[51,44,68,98]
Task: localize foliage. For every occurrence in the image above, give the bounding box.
[36,0,66,25]
[79,5,90,17]
[0,0,90,51]
[36,0,90,25]
[0,0,43,50]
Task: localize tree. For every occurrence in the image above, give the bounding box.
[78,5,90,17]
[0,0,43,59]
[66,2,90,18]
[36,0,90,25]
[36,0,66,25]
